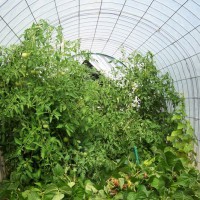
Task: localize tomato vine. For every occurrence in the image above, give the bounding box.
[0,20,199,200]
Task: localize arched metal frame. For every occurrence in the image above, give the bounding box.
[1,0,200,165]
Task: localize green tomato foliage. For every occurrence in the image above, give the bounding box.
[0,20,199,199]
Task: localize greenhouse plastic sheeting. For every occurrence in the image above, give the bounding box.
[0,0,200,164]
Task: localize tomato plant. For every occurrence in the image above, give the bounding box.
[0,20,199,200]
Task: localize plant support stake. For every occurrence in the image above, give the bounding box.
[133,146,140,165]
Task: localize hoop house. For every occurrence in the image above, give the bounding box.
[1,0,200,199]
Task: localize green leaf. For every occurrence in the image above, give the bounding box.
[137,185,150,197]
[26,145,36,151]
[53,164,64,176]
[7,182,20,190]
[194,189,200,198]
[171,130,181,137]
[172,114,181,121]
[54,111,61,120]
[59,186,72,195]
[118,178,124,189]
[26,170,33,179]
[177,123,184,130]
[34,182,42,188]
[52,193,64,200]
[172,173,190,187]
[143,157,155,166]
[164,150,177,167]
[73,186,85,199]
[22,190,40,200]
[56,124,64,128]
[85,180,97,193]
[34,169,41,179]
[14,137,22,145]
[172,191,193,200]
[98,190,107,198]
[45,184,58,194]
[167,136,175,142]
[151,177,165,190]
[68,182,75,188]
[127,192,137,200]
[22,190,30,198]
[41,147,46,159]
[28,191,40,200]
[173,159,184,172]
[113,192,124,200]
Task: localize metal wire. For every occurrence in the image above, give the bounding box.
[90,0,103,51]
[24,0,37,23]
[53,0,61,26]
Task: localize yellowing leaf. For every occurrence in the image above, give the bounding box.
[68,182,75,188]
[143,157,155,166]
